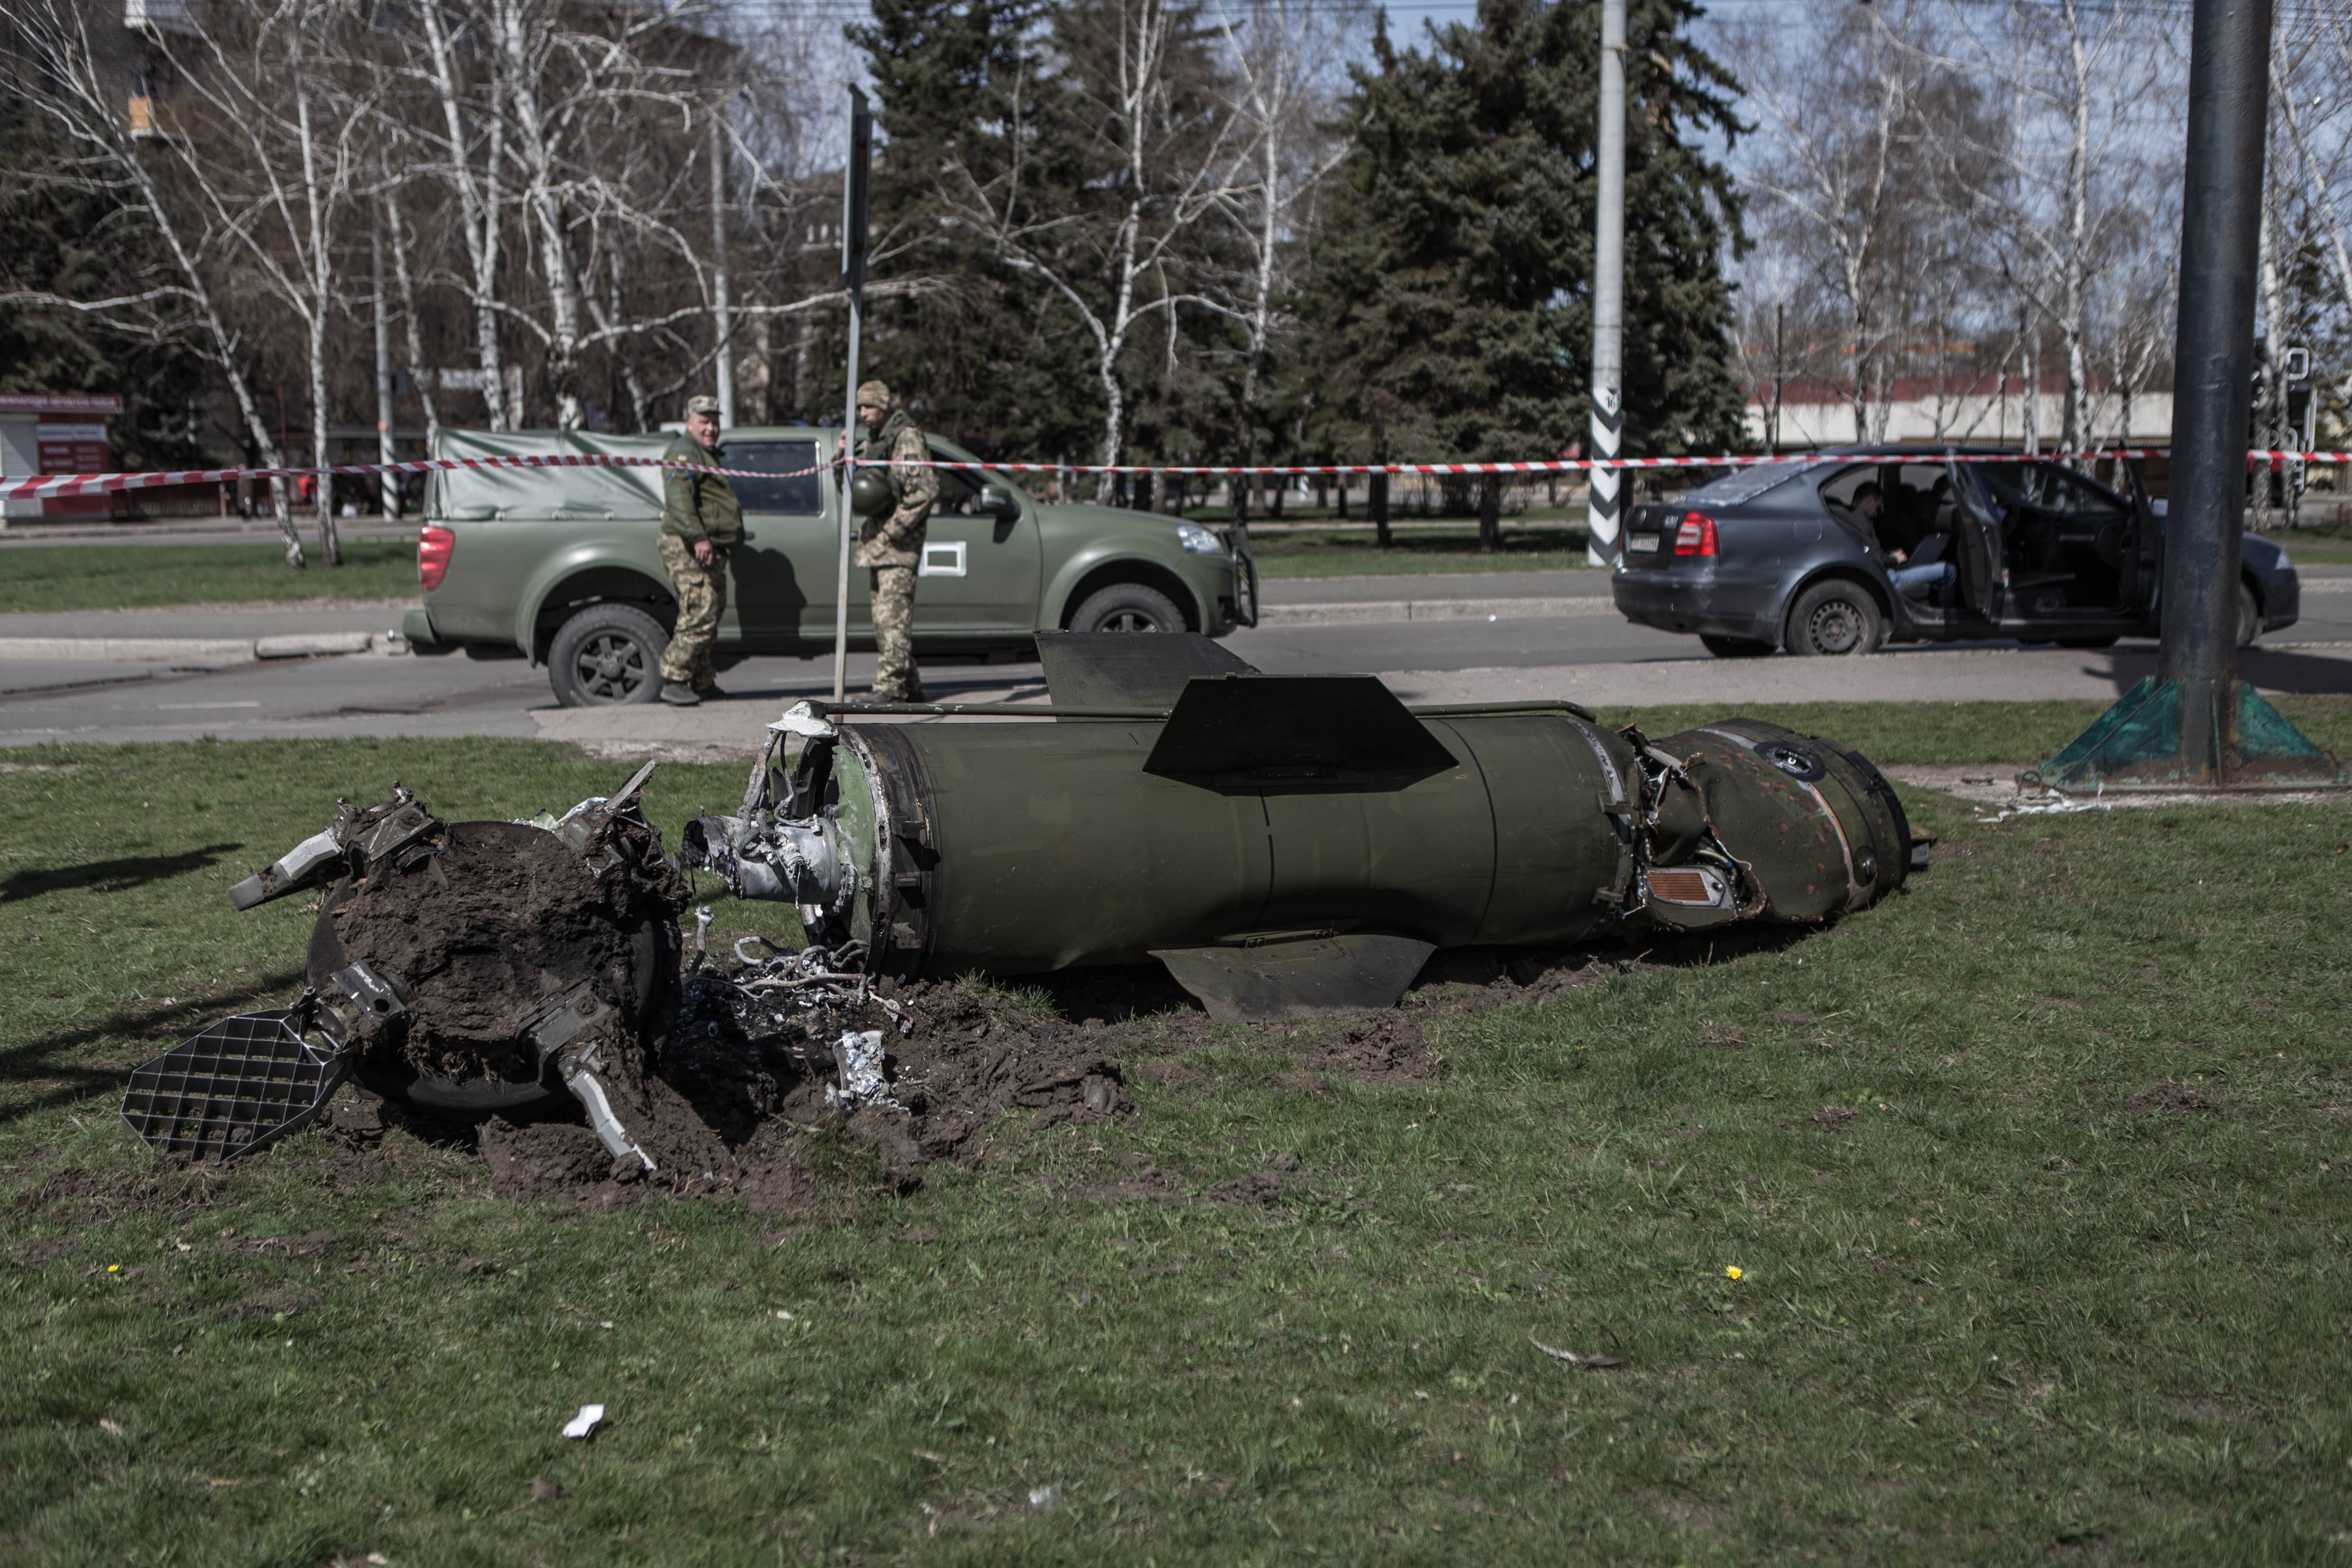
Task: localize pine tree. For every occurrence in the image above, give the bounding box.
[849,0,1101,462]
[1298,0,1749,497]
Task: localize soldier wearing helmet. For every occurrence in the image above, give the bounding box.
[656,394,743,706]
[851,380,937,702]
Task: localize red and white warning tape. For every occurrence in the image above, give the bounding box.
[4,444,2345,503]
[0,451,828,502]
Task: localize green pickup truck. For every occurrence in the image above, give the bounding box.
[402,426,1257,705]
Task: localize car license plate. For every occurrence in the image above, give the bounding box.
[1627,533,1660,553]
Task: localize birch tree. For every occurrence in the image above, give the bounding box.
[2,0,310,564]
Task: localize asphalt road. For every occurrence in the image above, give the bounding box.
[4,575,2349,750]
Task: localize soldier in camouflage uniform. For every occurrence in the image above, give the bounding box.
[852,380,937,702]
[657,394,744,707]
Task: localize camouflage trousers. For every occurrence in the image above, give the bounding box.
[657,534,729,685]
[869,565,921,700]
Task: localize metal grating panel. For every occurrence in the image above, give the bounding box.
[120,1011,349,1161]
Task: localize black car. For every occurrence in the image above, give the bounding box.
[1611,447,2301,656]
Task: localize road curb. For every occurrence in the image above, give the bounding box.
[0,631,400,664]
[1254,596,1616,627]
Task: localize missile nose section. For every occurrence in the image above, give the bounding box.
[680,636,1927,1022]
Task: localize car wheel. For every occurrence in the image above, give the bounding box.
[2239,581,2260,648]
[1070,582,1185,634]
[548,603,668,707]
[1785,581,1883,656]
[1700,634,1775,659]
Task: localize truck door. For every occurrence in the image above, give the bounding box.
[722,437,827,649]
[912,443,1044,634]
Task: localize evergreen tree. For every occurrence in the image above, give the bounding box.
[849,0,1102,462]
[1298,0,1748,493]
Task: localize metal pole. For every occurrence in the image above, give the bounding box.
[1584,0,1626,568]
[2160,0,2272,780]
[832,86,873,704]
[710,105,735,431]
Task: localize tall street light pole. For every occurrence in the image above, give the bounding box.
[2037,0,2342,792]
[1583,0,1625,569]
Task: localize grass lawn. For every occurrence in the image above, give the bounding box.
[3,712,2350,1562]
[0,542,420,614]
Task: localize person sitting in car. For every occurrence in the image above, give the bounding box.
[1856,481,1957,604]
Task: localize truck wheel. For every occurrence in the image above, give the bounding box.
[1700,634,1775,659]
[1785,582,1883,656]
[1070,582,1184,634]
[549,603,668,707]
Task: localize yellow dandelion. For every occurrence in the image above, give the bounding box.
[1724,1265,1743,1280]
[107,1264,120,1274]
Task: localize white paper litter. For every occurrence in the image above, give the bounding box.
[561,1403,605,1439]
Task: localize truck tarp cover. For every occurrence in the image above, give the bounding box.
[429,429,667,521]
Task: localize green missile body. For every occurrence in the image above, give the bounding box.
[685,636,1922,1020]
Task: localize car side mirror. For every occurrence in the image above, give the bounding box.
[979,484,1022,521]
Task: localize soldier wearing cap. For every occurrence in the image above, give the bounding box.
[852,379,937,702]
[656,394,743,706]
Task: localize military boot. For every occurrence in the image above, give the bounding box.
[660,681,702,707]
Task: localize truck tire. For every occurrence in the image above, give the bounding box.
[1069,582,1184,634]
[1785,581,1883,656]
[548,603,668,707]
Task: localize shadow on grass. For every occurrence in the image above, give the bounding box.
[0,842,244,904]
[0,970,303,1127]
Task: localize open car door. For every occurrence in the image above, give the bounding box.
[1943,459,2005,616]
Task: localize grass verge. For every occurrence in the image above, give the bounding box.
[2,724,2349,1562]
[0,543,419,614]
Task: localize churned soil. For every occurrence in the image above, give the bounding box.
[324,821,688,1085]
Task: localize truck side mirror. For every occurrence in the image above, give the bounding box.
[979,484,1022,521]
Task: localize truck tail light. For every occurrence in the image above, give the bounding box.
[419,526,454,591]
[1672,511,1718,557]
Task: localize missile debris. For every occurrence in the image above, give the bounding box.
[683,634,1926,1021]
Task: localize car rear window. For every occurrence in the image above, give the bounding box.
[1678,463,1820,508]
[726,441,823,514]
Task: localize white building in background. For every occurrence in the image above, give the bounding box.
[0,394,119,524]
[1747,376,2174,452]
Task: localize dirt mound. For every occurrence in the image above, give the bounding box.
[323,820,688,1087]
[460,975,1135,1213]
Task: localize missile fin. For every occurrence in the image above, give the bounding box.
[1035,630,1256,710]
[1144,675,1459,788]
[1151,934,1436,1023]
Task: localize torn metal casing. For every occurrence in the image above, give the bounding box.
[227,829,347,911]
[554,1034,655,1171]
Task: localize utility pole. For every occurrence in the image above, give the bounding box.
[2037,0,2342,792]
[1583,0,1625,568]
[831,85,873,704]
[1770,300,1785,453]
[710,104,735,430]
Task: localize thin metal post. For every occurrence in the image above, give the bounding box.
[2160,0,2272,778]
[710,104,735,430]
[1584,0,1626,568]
[832,86,873,704]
